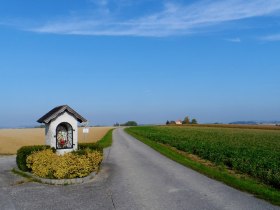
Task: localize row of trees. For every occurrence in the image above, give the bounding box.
[183,116,198,124]
[114,121,138,126]
[166,116,198,125]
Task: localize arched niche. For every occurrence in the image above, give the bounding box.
[56,122,73,149]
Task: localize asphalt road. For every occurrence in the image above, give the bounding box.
[0,128,279,210]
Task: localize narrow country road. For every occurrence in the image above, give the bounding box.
[0,128,279,210]
[106,128,279,210]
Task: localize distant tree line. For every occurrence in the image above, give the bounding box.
[34,125,45,128]
[114,121,138,126]
[166,116,198,125]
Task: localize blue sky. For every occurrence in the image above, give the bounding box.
[0,0,280,127]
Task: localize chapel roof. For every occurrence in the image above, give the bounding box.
[37,105,87,124]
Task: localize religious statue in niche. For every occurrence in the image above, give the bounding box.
[56,122,73,149]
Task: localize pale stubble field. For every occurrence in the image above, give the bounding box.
[0,127,113,154]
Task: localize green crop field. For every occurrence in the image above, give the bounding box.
[126,126,280,189]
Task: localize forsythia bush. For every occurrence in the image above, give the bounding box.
[26,149,102,179]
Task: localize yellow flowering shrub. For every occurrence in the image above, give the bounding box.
[26,149,103,179]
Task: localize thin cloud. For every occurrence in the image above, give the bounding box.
[91,0,108,6]
[261,33,280,41]
[28,0,280,37]
[225,38,241,43]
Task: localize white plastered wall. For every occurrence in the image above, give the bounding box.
[45,112,78,155]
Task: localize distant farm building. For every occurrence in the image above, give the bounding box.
[175,120,182,125]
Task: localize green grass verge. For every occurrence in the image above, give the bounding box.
[125,128,280,206]
[11,168,42,183]
[96,129,114,148]
[12,168,32,179]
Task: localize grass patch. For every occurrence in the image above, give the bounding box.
[12,168,32,179]
[11,168,41,183]
[78,129,114,151]
[96,129,114,149]
[125,127,280,206]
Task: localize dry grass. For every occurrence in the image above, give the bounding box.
[78,127,114,143]
[0,127,113,155]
